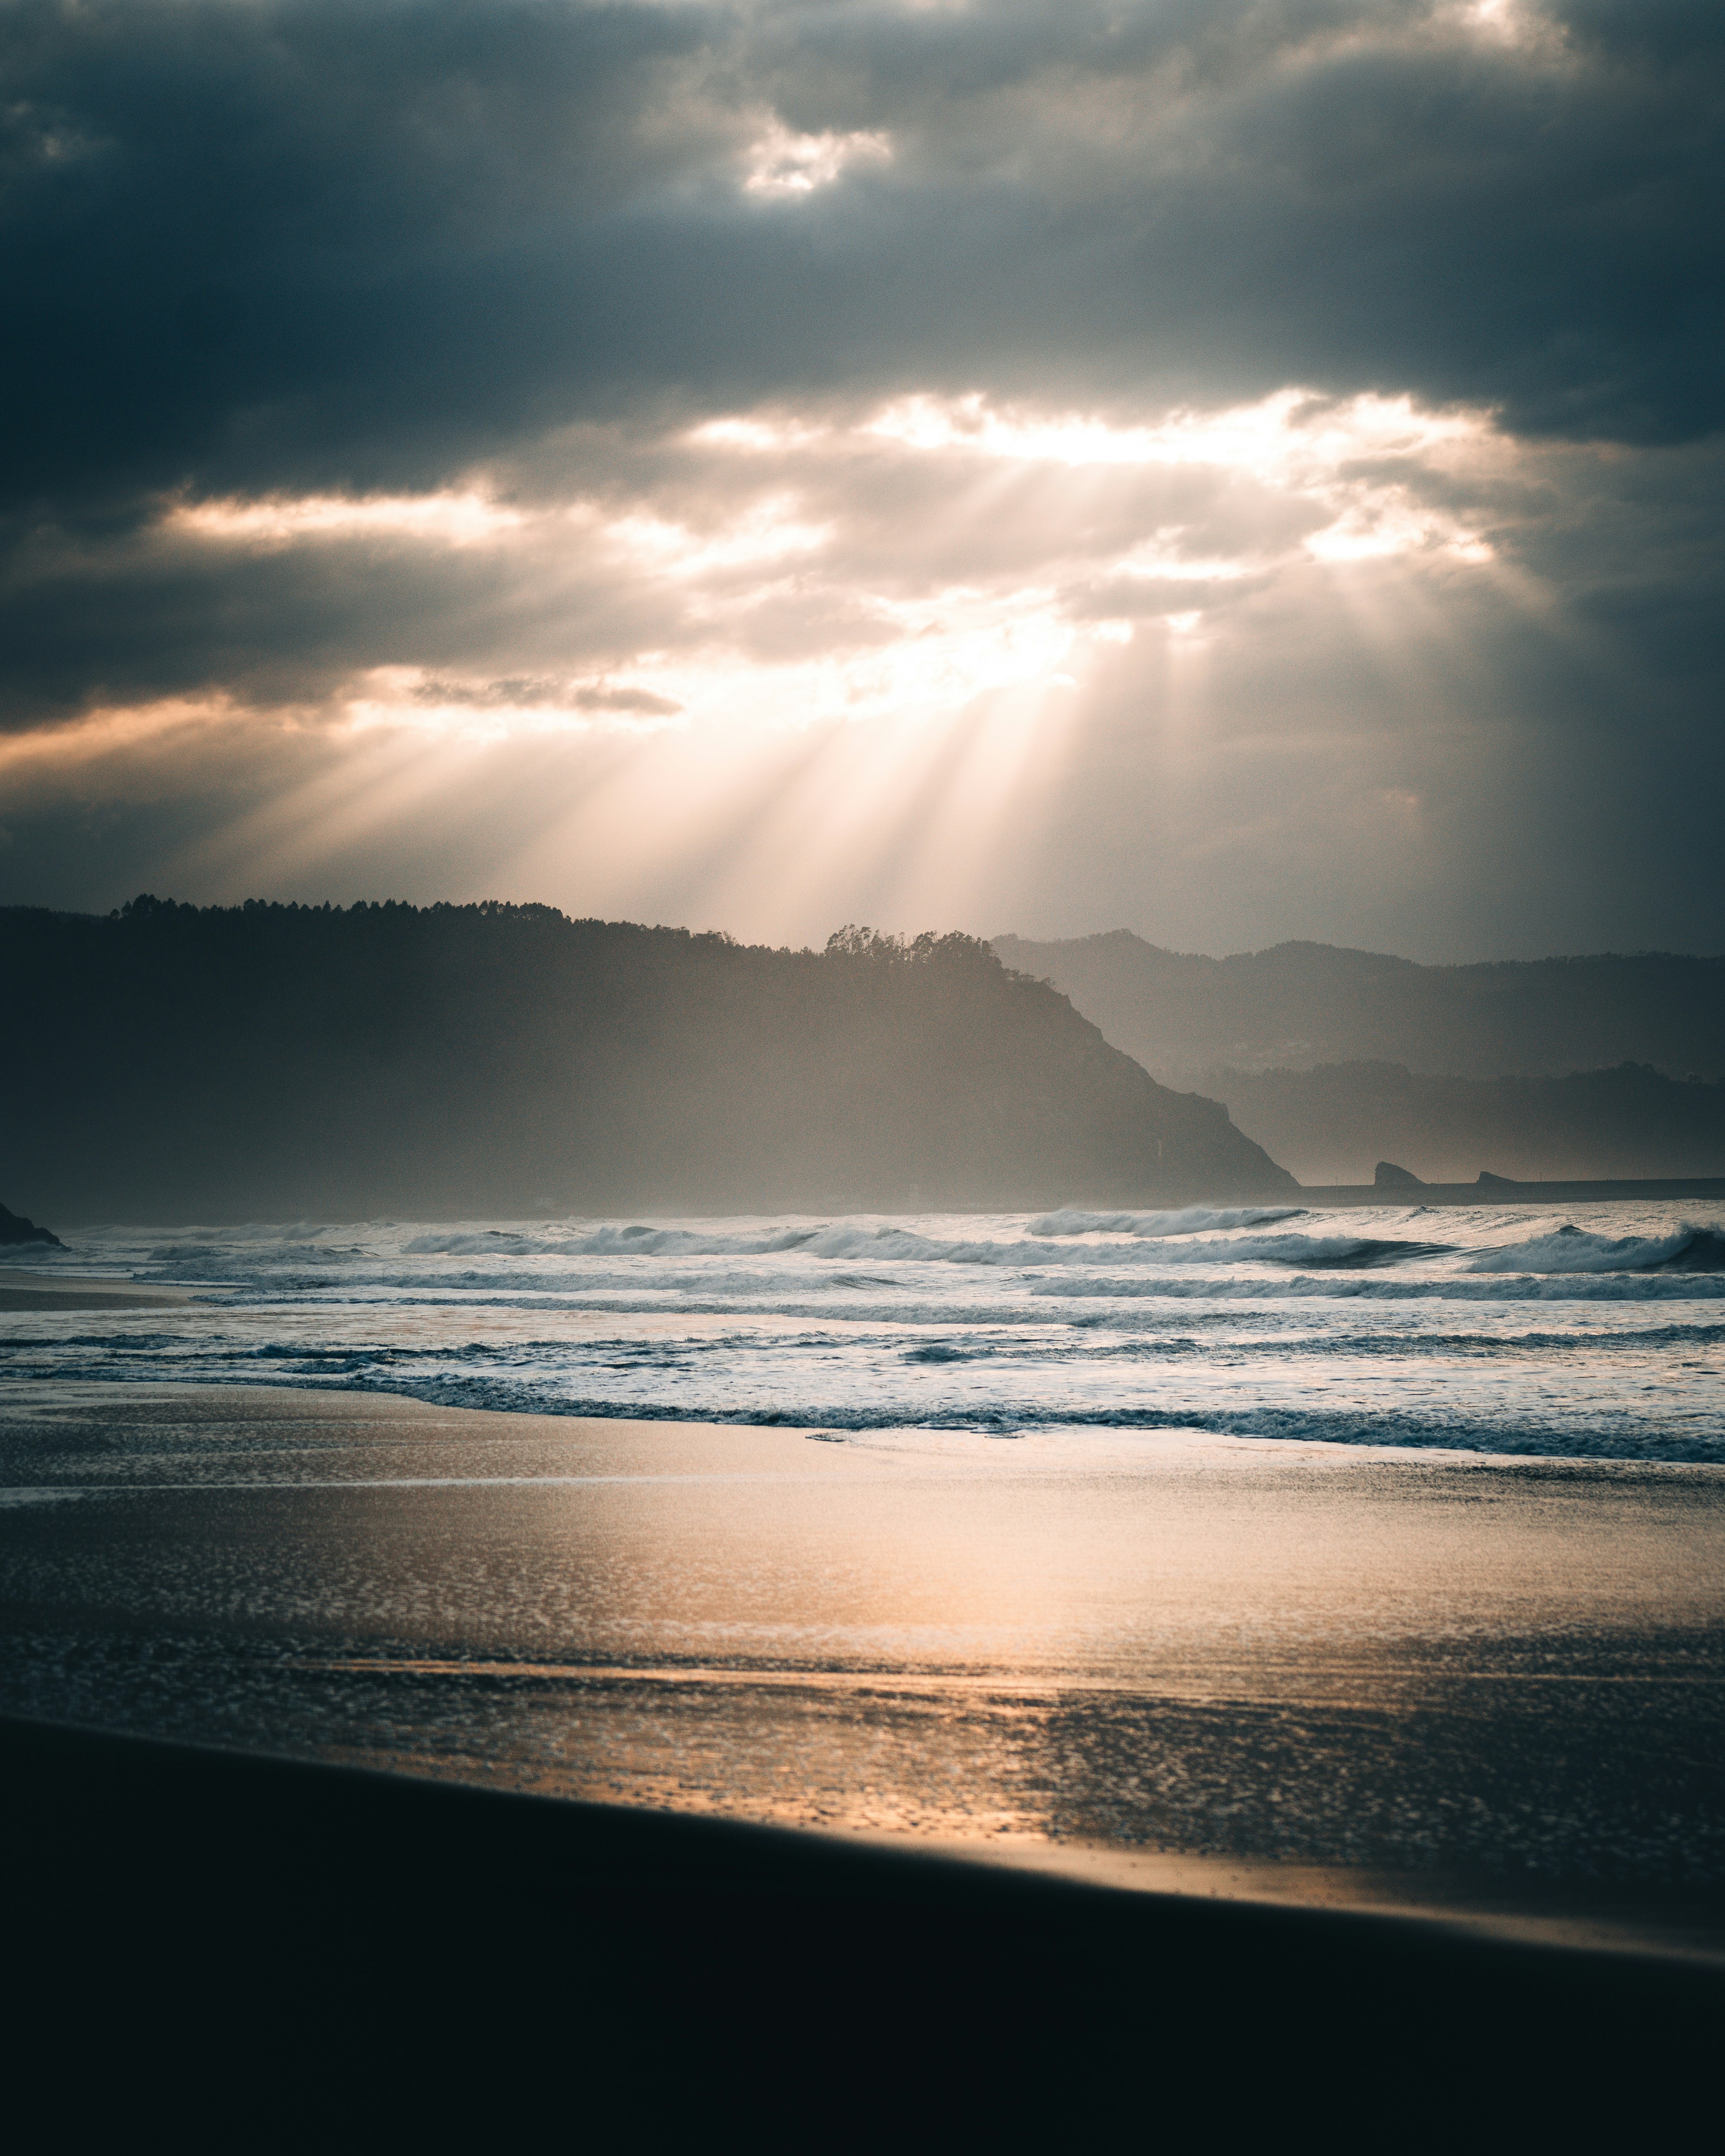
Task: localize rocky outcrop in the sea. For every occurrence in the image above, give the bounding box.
[1,1200,62,1247]
[1374,1161,1425,1189]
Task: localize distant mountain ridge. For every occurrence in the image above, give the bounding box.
[989,932,1725,1085]
[1208,1061,1725,1188]
[0,902,1293,1221]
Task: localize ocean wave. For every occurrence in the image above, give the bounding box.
[1029,1271,1725,1301]
[98,1214,1723,1283]
[204,1267,828,1300]
[392,1222,1440,1271]
[1026,1206,1304,1237]
[131,1242,372,1276]
[402,1224,820,1259]
[1467,1224,1725,1275]
[11,1317,1715,1387]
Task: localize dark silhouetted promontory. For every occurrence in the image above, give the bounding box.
[0,902,1292,1221]
[0,1200,61,1248]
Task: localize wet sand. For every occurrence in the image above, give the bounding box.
[0,1269,191,1311]
[4,1380,1724,1964]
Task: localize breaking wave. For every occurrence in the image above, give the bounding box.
[1026,1207,1304,1237]
[1468,1224,1725,1275]
[394,1222,1440,1271]
[1029,1271,1725,1302]
[13,1203,1724,1469]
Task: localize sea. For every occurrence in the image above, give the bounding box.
[5,1199,1723,1461]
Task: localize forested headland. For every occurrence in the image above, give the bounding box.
[1,901,1292,1222]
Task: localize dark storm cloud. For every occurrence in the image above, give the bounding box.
[0,501,680,725]
[2,1,1720,957]
[3,0,1721,525]
[0,394,1389,728]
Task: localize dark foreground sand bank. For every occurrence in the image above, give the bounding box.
[7,1710,1722,2139]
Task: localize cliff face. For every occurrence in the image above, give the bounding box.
[0,903,1294,1221]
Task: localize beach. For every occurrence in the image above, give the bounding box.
[0,1269,190,1312]
[5,1372,1724,1961]
[7,1242,1725,2129]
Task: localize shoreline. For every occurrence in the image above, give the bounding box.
[4,1380,1724,1963]
[5,1368,1723,1471]
[0,1270,191,1312]
[3,1372,1722,1479]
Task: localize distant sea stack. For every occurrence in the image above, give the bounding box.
[0,902,1296,1219]
[0,1201,61,1248]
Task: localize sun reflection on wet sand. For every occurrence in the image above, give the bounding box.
[3,1382,1723,1958]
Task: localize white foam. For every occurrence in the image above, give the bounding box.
[1468,1223,1725,1274]
[396,1222,1422,1271]
[1028,1271,1725,1301]
[1026,1207,1304,1237]
[13,1203,1722,1467]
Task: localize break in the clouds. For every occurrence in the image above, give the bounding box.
[1,0,1721,956]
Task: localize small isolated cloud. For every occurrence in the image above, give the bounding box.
[411,677,571,709]
[743,121,892,198]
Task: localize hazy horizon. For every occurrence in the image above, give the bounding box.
[10,894,1725,973]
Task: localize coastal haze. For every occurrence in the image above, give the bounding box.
[3,0,1724,2101]
[993,932,1725,1183]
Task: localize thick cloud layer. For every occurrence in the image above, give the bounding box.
[1,1,1721,954]
[7,0,1722,507]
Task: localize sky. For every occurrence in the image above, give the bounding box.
[1,0,1720,959]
